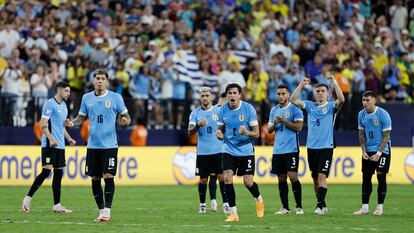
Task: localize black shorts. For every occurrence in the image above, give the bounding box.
[41,147,65,168]
[362,151,391,174]
[270,152,300,175]
[196,153,223,178]
[86,148,118,177]
[222,153,255,176]
[307,148,333,179]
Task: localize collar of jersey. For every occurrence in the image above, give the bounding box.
[316,101,328,107]
[279,102,291,109]
[201,105,213,112]
[94,90,109,97]
[367,106,378,115]
[228,101,242,111]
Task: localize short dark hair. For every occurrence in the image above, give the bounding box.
[55,81,70,92]
[93,69,109,79]
[362,91,376,98]
[225,83,242,94]
[277,84,289,92]
[315,83,329,90]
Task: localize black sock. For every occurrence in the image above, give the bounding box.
[27,168,51,197]
[292,181,302,208]
[92,179,104,209]
[362,173,373,204]
[377,174,387,204]
[225,184,236,207]
[219,181,228,203]
[278,181,289,210]
[317,187,327,208]
[246,182,261,198]
[104,178,115,208]
[198,183,207,204]
[209,176,217,200]
[52,169,63,205]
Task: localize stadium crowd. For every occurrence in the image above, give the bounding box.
[0,0,414,129]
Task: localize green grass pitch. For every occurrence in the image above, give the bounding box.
[0,184,413,232]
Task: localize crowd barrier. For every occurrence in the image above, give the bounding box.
[0,146,413,185]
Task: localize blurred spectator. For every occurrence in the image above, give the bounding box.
[130,117,148,146]
[0,19,20,59]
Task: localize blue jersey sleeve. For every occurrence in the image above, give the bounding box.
[358,111,364,130]
[303,100,312,112]
[217,106,224,126]
[79,95,88,116]
[381,110,392,131]
[293,106,304,121]
[189,110,197,126]
[268,107,275,126]
[116,94,128,115]
[248,104,258,126]
[41,100,53,119]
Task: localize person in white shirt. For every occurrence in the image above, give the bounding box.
[218,61,246,95]
[0,20,20,58]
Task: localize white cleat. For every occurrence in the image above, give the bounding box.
[52,204,73,213]
[95,208,111,222]
[223,203,230,214]
[353,208,369,215]
[314,207,326,215]
[210,199,217,212]
[295,207,304,215]
[274,208,290,215]
[373,208,383,216]
[199,204,207,214]
[322,207,328,213]
[22,196,32,213]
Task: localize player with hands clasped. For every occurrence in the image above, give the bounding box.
[353,91,392,216]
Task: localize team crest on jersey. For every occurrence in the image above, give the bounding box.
[239,114,245,121]
[212,114,219,121]
[285,111,290,118]
[374,119,379,126]
[105,100,111,108]
[46,157,50,163]
[322,107,328,114]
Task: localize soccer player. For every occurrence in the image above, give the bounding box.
[290,75,345,215]
[22,81,76,213]
[216,83,264,222]
[64,70,131,222]
[188,87,229,214]
[353,91,392,216]
[268,85,304,215]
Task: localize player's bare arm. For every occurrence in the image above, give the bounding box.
[359,129,369,160]
[40,117,57,147]
[370,130,391,162]
[64,128,76,146]
[119,112,131,127]
[216,125,224,140]
[278,117,303,132]
[327,74,345,109]
[239,125,259,139]
[290,77,309,109]
[64,115,86,128]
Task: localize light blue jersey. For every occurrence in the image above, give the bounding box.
[358,107,392,154]
[269,103,304,154]
[189,105,223,155]
[41,98,68,149]
[79,90,128,149]
[303,100,338,149]
[218,101,258,156]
